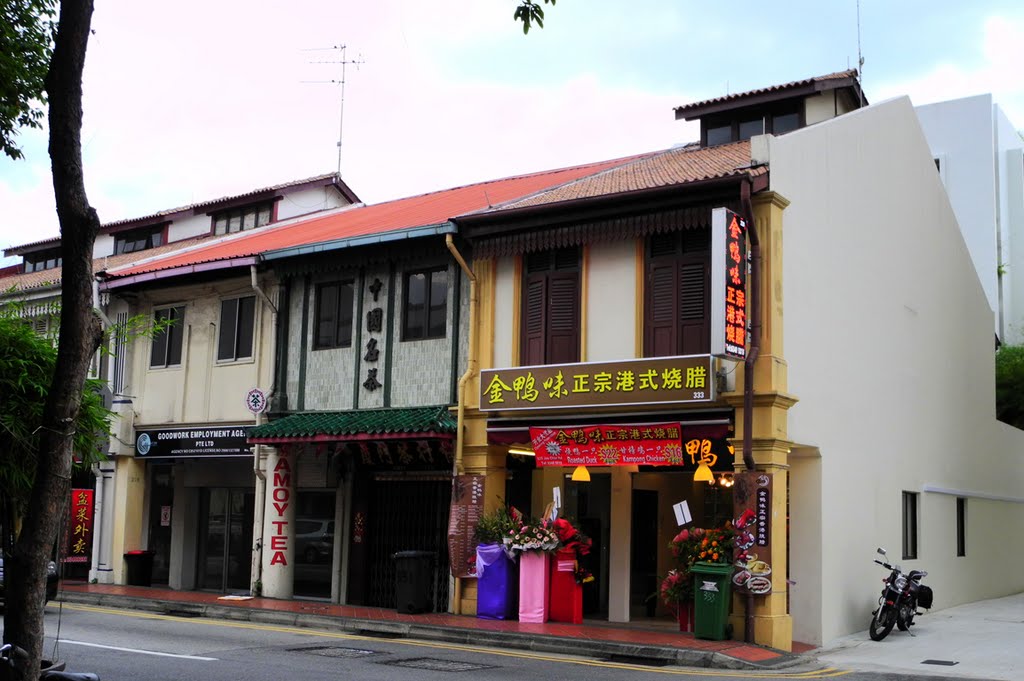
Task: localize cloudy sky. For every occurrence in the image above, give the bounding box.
[1,0,1023,265]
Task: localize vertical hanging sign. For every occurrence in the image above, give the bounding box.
[65,489,94,564]
[711,207,748,360]
[363,277,384,392]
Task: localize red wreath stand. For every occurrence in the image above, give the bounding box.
[677,600,695,632]
[548,548,583,624]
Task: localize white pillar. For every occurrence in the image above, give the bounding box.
[607,467,633,622]
[261,446,295,599]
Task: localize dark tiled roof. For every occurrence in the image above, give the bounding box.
[674,69,863,120]
[483,141,761,211]
[248,406,458,442]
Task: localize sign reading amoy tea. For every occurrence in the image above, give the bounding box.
[134,426,253,458]
[480,355,713,412]
[732,471,773,596]
[711,207,748,360]
[65,489,93,564]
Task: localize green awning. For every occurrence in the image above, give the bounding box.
[248,406,457,444]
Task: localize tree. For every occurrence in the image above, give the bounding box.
[0,0,101,678]
[514,0,555,34]
[996,344,1024,429]
[0,0,55,160]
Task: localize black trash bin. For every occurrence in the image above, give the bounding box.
[392,550,435,614]
[124,550,155,586]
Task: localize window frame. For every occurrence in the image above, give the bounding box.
[114,224,165,255]
[212,201,275,235]
[313,280,355,350]
[150,305,185,369]
[24,249,62,273]
[956,497,966,557]
[216,295,257,362]
[902,491,919,560]
[402,266,449,341]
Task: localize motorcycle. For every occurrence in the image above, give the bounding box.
[0,643,98,681]
[869,547,933,641]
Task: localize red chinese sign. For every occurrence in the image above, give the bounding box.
[64,489,93,564]
[530,423,695,467]
[711,207,748,360]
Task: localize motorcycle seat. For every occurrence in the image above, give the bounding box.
[908,569,927,580]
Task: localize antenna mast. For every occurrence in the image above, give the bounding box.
[302,43,364,177]
[856,0,865,107]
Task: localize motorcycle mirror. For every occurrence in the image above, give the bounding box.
[876,547,887,556]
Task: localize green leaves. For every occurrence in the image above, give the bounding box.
[513,0,555,35]
[996,344,1024,429]
[0,0,58,160]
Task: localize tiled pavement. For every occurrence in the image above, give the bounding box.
[56,581,816,671]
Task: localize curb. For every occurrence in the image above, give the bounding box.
[56,592,810,672]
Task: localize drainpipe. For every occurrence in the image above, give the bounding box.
[740,179,760,473]
[445,234,477,477]
[445,233,477,617]
[250,265,278,596]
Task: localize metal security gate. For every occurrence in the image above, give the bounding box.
[366,476,451,609]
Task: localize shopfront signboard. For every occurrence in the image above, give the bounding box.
[711,207,748,360]
[447,475,485,578]
[134,426,253,458]
[732,471,773,595]
[64,489,93,564]
[480,355,714,412]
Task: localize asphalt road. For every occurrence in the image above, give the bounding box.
[23,602,968,681]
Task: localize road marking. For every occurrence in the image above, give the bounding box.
[60,604,848,677]
[58,639,217,661]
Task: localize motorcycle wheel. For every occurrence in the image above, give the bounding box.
[869,605,896,641]
[896,603,914,631]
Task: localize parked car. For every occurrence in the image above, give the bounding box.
[0,558,59,606]
[295,518,334,563]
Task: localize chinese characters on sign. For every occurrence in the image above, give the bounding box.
[479,355,713,411]
[732,471,773,596]
[528,423,720,470]
[711,207,748,360]
[64,489,93,564]
[363,277,384,392]
[447,475,485,578]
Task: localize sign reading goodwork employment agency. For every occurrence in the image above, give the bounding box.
[479,355,714,411]
[134,425,253,458]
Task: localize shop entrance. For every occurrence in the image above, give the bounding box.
[197,488,254,592]
[146,464,174,585]
[565,473,610,617]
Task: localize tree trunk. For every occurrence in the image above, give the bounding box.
[2,2,99,679]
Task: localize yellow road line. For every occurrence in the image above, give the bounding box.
[59,603,848,678]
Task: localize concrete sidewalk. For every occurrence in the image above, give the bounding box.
[814,592,1024,680]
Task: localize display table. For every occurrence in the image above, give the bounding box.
[517,551,551,622]
[475,544,518,620]
[548,548,582,624]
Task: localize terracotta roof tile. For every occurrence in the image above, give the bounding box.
[484,141,761,211]
[103,154,657,281]
[674,69,861,118]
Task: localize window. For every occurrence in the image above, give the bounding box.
[150,306,184,368]
[314,281,354,349]
[24,249,62,273]
[114,225,164,254]
[645,228,710,357]
[217,296,256,361]
[771,112,800,135]
[956,497,966,557]
[212,201,273,235]
[705,124,732,147]
[902,491,918,560]
[738,117,764,140]
[403,267,448,340]
[521,247,580,366]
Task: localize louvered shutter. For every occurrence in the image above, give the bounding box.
[522,275,547,366]
[679,261,709,354]
[645,261,678,358]
[547,272,580,365]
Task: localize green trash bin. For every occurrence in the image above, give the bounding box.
[692,561,733,640]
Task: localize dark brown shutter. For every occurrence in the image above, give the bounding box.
[522,275,547,365]
[547,272,580,364]
[645,261,678,358]
[679,261,709,354]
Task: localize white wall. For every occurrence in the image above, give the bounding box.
[766,97,1024,645]
[994,106,1024,342]
[276,186,349,221]
[586,241,638,361]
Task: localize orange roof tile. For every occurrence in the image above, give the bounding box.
[104,154,656,281]
[674,69,863,119]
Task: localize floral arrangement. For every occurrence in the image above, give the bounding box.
[552,517,594,585]
[503,517,561,554]
[660,523,735,605]
[473,502,523,545]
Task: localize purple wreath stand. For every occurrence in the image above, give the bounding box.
[475,544,518,620]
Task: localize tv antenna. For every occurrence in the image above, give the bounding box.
[856,0,865,106]
[302,43,364,176]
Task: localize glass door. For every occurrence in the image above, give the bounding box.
[197,488,254,592]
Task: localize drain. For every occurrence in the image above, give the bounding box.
[356,629,405,640]
[289,645,377,659]
[165,609,202,618]
[380,657,494,672]
[922,659,959,666]
[604,654,671,667]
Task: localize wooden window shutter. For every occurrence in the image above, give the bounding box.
[645,260,678,358]
[546,271,580,365]
[522,274,547,366]
[679,261,710,354]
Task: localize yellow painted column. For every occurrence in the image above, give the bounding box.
[111,456,147,584]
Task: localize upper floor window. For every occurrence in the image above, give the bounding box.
[212,201,273,235]
[702,107,801,146]
[150,306,184,368]
[115,225,164,254]
[521,247,580,366]
[217,296,256,361]
[24,249,62,273]
[403,267,448,340]
[314,281,354,350]
[645,228,710,357]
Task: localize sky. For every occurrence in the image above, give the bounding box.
[2,0,1023,265]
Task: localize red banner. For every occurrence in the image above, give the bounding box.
[65,489,94,564]
[530,423,687,466]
